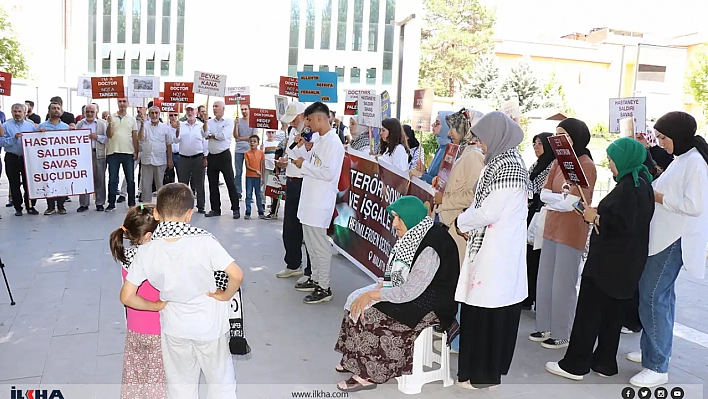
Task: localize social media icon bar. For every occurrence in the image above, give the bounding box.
[670,387,685,399]
[622,387,636,399]
[639,387,652,398]
[655,387,668,399]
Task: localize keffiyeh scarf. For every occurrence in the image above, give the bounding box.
[466,149,530,263]
[528,161,553,194]
[384,216,435,288]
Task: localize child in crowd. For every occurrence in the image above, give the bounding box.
[120,183,243,399]
[244,135,265,220]
[109,204,166,399]
[262,130,280,219]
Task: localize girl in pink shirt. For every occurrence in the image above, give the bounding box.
[110,204,166,399]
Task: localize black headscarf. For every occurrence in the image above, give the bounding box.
[403,124,420,149]
[654,111,708,164]
[530,132,555,181]
[557,118,593,160]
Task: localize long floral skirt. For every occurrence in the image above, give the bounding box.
[334,308,438,384]
[121,330,167,399]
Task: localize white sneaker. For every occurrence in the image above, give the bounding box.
[545,362,583,381]
[432,340,459,354]
[276,268,303,278]
[621,327,634,334]
[627,351,642,363]
[630,368,668,388]
[296,275,310,284]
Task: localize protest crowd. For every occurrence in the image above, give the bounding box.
[2,85,707,398]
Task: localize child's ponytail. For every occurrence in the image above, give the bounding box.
[109,204,158,266]
[110,227,128,264]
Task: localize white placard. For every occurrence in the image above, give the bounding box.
[77,76,92,98]
[358,93,381,128]
[128,97,144,108]
[274,95,289,121]
[345,89,376,102]
[226,86,250,96]
[502,98,521,119]
[194,71,227,97]
[609,97,646,134]
[127,75,160,98]
[22,130,94,199]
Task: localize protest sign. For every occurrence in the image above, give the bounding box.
[22,130,94,199]
[225,86,251,105]
[502,98,521,120]
[358,93,382,128]
[548,134,589,188]
[164,82,195,103]
[609,97,646,135]
[380,91,391,120]
[279,76,299,97]
[411,89,433,131]
[153,93,184,113]
[193,71,227,97]
[344,90,375,116]
[127,76,160,98]
[297,71,338,102]
[91,76,125,99]
[265,174,286,200]
[0,71,11,96]
[128,97,143,108]
[274,95,289,121]
[77,76,92,98]
[620,117,635,138]
[435,144,460,192]
[329,152,435,278]
[249,108,278,129]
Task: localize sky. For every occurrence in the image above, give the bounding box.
[481,0,705,40]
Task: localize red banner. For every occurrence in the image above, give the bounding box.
[435,144,460,193]
[249,108,279,129]
[411,89,433,132]
[225,95,251,105]
[0,71,12,96]
[91,76,125,99]
[153,92,184,113]
[164,82,194,103]
[548,134,589,188]
[279,76,298,97]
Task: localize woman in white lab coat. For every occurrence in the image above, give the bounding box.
[378,117,410,173]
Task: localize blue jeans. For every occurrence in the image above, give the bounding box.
[451,304,461,351]
[234,152,245,196]
[245,176,264,216]
[108,153,135,206]
[639,238,682,374]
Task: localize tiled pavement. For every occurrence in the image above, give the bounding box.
[0,181,706,399]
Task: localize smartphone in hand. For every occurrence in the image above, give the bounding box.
[572,201,585,214]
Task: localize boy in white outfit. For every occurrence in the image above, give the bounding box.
[120,182,243,399]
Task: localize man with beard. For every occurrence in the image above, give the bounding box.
[25,100,41,124]
[1,103,39,216]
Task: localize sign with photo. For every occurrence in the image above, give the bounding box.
[435,144,460,193]
[609,97,646,135]
[127,75,160,98]
[279,76,298,97]
[90,76,125,99]
[164,82,195,103]
[193,71,227,97]
[225,86,251,105]
[274,95,289,122]
[411,89,433,132]
[297,71,338,103]
[265,174,286,200]
[344,90,376,116]
[77,76,92,98]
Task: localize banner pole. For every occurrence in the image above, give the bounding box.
[368,126,373,156]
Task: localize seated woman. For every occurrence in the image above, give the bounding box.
[334,196,460,392]
[545,137,654,381]
[348,116,378,154]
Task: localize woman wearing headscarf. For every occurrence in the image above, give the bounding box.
[411,111,454,184]
[453,111,530,389]
[334,196,459,392]
[546,137,654,381]
[636,131,673,179]
[628,111,708,388]
[530,118,597,350]
[523,132,555,310]
[403,124,423,170]
[348,116,378,154]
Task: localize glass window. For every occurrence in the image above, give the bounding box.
[288,48,299,68]
[353,0,363,51]
[351,67,360,83]
[383,0,395,52]
[305,0,315,49]
[132,0,141,44]
[176,0,184,76]
[336,66,345,82]
[319,65,329,72]
[288,65,298,77]
[88,0,97,72]
[304,64,314,72]
[102,58,111,74]
[117,59,126,74]
[320,0,332,49]
[162,0,171,44]
[383,52,393,84]
[336,0,347,50]
[366,68,376,85]
[146,59,155,75]
[161,60,170,76]
[131,58,140,74]
[117,0,126,43]
[147,0,156,44]
[103,0,112,43]
[176,43,184,76]
[368,0,379,51]
[289,0,300,48]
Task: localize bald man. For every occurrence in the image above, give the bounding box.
[77,104,109,211]
[202,101,241,219]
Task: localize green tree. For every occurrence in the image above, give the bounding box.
[500,58,541,113]
[419,0,496,97]
[465,54,500,102]
[0,5,29,78]
[540,72,574,114]
[687,50,708,116]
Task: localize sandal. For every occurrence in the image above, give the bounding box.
[334,365,349,373]
[337,377,377,392]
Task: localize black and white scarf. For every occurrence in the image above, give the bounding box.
[529,161,553,195]
[384,216,435,289]
[467,148,530,263]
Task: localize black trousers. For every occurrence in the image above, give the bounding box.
[523,245,541,306]
[623,291,643,332]
[283,177,311,275]
[4,153,36,212]
[178,154,206,211]
[207,150,239,213]
[558,276,627,376]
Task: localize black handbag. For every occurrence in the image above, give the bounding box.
[163,168,175,185]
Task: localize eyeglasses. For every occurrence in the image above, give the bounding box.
[169,113,178,116]
[240,109,248,112]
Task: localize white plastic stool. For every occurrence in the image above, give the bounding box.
[395,326,454,394]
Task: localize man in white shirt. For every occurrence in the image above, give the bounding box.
[292,102,345,304]
[174,104,208,214]
[274,102,315,289]
[203,101,241,219]
[77,104,109,212]
[138,106,173,203]
[168,111,180,178]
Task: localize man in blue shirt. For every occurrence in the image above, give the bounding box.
[38,102,71,215]
[0,103,40,216]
